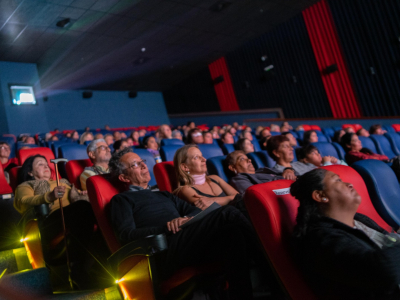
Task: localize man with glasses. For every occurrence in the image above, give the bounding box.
[80,139,111,190]
[108,147,257,299]
[0,142,17,171]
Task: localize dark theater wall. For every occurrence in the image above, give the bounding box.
[328,0,400,117]
[163,67,221,114]
[225,14,332,119]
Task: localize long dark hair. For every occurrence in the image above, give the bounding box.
[18,154,47,184]
[291,168,327,238]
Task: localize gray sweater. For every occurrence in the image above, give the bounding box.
[271,161,316,176]
[230,170,284,194]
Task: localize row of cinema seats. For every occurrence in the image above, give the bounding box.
[2,139,400,298]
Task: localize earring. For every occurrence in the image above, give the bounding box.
[235,170,237,174]
[187,171,190,174]
[322,197,328,202]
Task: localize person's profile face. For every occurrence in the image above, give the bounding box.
[350,135,362,151]
[276,141,294,162]
[191,131,204,144]
[0,144,11,158]
[146,137,158,150]
[243,139,254,154]
[120,153,151,186]
[233,153,255,173]
[305,149,322,166]
[31,157,51,181]
[203,133,213,144]
[184,147,207,175]
[309,132,318,143]
[222,132,234,144]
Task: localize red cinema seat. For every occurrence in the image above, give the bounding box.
[320,165,392,231]
[309,125,321,131]
[18,147,57,180]
[244,180,317,300]
[153,161,177,192]
[301,124,311,131]
[9,166,21,192]
[0,163,13,198]
[86,174,221,300]
[392,124,400,132]
[65,159,93,190]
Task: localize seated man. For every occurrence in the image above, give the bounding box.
[80,139,111,190]
[109,148,257,299]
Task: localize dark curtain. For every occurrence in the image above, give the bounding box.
[328,0,400,117]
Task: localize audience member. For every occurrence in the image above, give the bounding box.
[45,133,53,141]
[120,132,127,139]
[138,129,147,137]
[281,121,292,132]
[104,134,114,146]
[14,155,101,288]
[157,124,172,142]
[211,130,220,139]
[129,131,140,146]
[113,139,129,153]
[236,138,254,154]
[291,168,400,300]
[282,132,298,147]
[79,132,94,145]
[173,145,239,210]
[84,127,90,132]
[221,132,234,144]
[105,125,111,131]
[171,130,183,140]
[218,128,226,136]
[50,135,59,141]
[240,130,253,141]
[296,145,347,167]
[125,137,134,147]
[94,133,104,140]
[369,124,386,135]
[295,125,304,131]
[333,129,345,143]
[344,126,355,134]
[203,131,213,144]
[186,128,204,144]
[142,136,161,163]
[303,130,318,146]
[108,148,256,299]
[228,126,237,136]
[341,133,389,165]
[71,131,79,141]
[270,124,280,133]
[259,136,270,151]
[113,131,121,141]
[25,136,36,144]
[357,128,370,137]
[255,126,264,137]
[267,135,315,179]
[225,151,283,194]
[80,139,111,190]
[0,142,18,172]
[259,128,271,139]
[65,132,72,138]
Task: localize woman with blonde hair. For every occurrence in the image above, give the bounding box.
[173,144,238,210]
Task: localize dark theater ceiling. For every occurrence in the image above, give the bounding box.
[0,0,319,91]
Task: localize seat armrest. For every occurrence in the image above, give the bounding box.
[18,203,50,229]
[108,233,168,274]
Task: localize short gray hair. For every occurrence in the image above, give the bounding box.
[87,139,106,154]
[109,147,133,178]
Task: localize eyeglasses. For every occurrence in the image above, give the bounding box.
[236,156,251,163]
[127,159,147,170]
[192,132,202,137]
[0,146,10,151]
[96,145,110,152]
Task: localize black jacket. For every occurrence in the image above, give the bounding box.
[294,213,400,300]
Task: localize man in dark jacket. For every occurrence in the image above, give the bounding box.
[108,148,256,300]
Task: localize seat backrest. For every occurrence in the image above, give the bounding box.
[132,149,157,186]
[58,144,88,160]
[8,166,20,192]
[65,159,93,190]
[86,175,126,253]
[244,180,316,300]
[383,125,395,133]
[315,131,328,143]
[247,151,275,169]
[321,127,335,138]
[221,144,235,155]
[0,163,13,196]
[352,160,400,229]
[332,126,342,132]
[153,161,177,193]
[16,143,39,151]
[251,139,261,152]
[18,147,57,180]
[270,132,281,136]
[370,134,398,158]
[384,133,400,155]
[310,125,321,131]
[331,142,346,160]
[358,136,377,154]
[206,156,230,183]
[311,142,340,159]
[197,144,223,159]
[296,131,304,140]
[392,124,400,132]
[51,141,73,158]
[160,139,185,147]
[320,165,392,232]
[160,145,181,162]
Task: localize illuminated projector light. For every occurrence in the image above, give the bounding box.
[20,237,28,242]
[115,278,125,284]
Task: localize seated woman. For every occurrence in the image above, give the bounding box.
[296,144,347,167]
[235,138,254,154]
[282,132,298,147]
[186,128,204,144]
[291,169,400,300]
[142,136,161,163]
[225,150,283,194]
[113,139,129,153]
[173,144,238,210]
[14,155,105,288]
[79,132,94,145]
[202,131,214,144]
[0,141,18,172]
[71,130,79,142]
[341,133,389,165]
[302,130,318,146]
[267,135,315,180]
[332,129,345,143]
[220,132,234,144]
[240,130,253,141]
[129,131,140,146]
